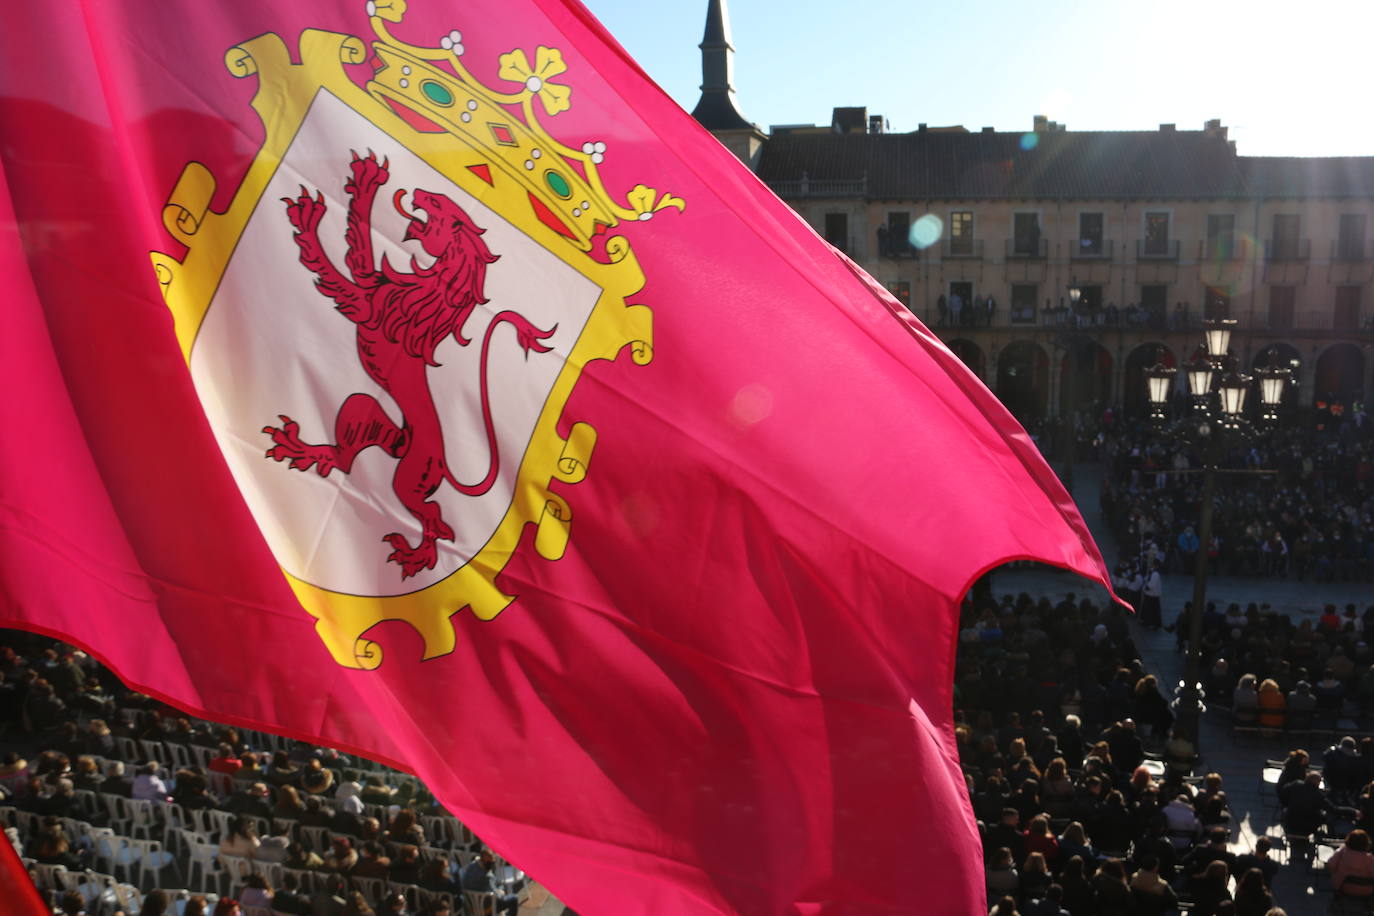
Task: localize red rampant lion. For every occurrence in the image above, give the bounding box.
[264,151,556,578]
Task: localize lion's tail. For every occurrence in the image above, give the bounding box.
[444,310,558,497]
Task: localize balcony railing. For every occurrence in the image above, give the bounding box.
[765,175,867,198]
[877,235,918,259]
[1070,238,1113,260]
[1264,238,1311,261]
[1137,239,1180,260]
[942,238,984,259]
[1332,238,1374,261]
[1005,238,1048,259]
[1200,238,1243,261]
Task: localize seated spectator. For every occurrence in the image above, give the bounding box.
[234,751,264,783]
[0,753,29,797]
[208,742,243,776]
[256,828,290,864]
[324,836,358,873]
[988,897,1018,916]
[225,781,274,820]
[1257,679,1285,729]
[1325,736,1365,801]
[131,761,169,802]
[219,815,261,859]
[1090,858,1132,915]
[1232,837,1278,888]
[1286,680,1317,728]
[460,850,520,916]
[1277,749,1310,804]
[1132,676,1172,738]
[1022,814,1058,867]
[1198,793,1232,839]
[1190,860,1233,916]
[1315,668,1347,711]
[1232,867,1273,916]
[1057,855,1094,915]
[284,840,324,871]
[266,750,298,787]
[269,873,311,916]
[1022,884,1071,916]
[1284,771,1354,837]
[335,780,365,817]
[419,856,457,893]
[1056,821,1097,870]
[1183,828,1235,888]
[1161,793,1199,850]
[353,840,391,879]
[360,774,396,806]
[84,719,114,757]
[300,758,335,796]
[70,755,102,792]
[1233,674,1259,723]
[1040,760,1075,818]
[173,768,215,811]
[387,807,427,846]
[275,783,306,819]
[100,760,131,797]
[299,795,335,829]
[239,875,273,909]
[984,809,1025,865]
[1020,851,1052,900]
[1128,854,1177,916]
[389,844,422,885]
[1329,828,1374,900]
[30,817,82,869]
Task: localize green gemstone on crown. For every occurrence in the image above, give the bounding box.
[545,171,571,199]
[420,80,454,106]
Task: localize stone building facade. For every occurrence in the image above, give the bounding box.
[690,4,1374,419]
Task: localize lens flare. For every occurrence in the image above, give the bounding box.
[910,213,943,250]
[1019,133,1039,151]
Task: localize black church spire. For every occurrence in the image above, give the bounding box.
[690,0,754,131]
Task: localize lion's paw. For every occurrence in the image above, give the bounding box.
[283,187,326,234]
[382,532,438,578]
[263,415,337,476]
[347,149,390,197]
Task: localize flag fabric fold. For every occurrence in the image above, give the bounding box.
[0,1,1113,912]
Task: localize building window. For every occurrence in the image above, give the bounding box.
[1335,286,1362,331]
[1143,212,1170,256]
[1338,214,1367,260]
[1078,212,1104,255]
[1270,214,1301,260]
[824,212,849,253]
[1206,214,1235,260]
[1012,212,1041,256]
[949,211,974,256]
[886,280,911,310]
[881,212,912,258]
[1268,286,1295,330]
[1011,284,1037,323]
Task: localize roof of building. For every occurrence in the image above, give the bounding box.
[754,127,1374,200]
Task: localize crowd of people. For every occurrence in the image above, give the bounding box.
[956,590,1296,916]
[0,629,527,916]
[1100,416,1374,585]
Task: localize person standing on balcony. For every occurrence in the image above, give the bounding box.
[949,290,964,326]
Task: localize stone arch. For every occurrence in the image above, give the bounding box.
[1058,339,1113,414]
[995,340,1049,420]
[947,338,986,380]
[1314,342,1366,405]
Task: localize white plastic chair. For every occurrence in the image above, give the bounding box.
[186,841,226,896]
[27,861,68,891]
[464,890,497,916]
[163,742,194,771]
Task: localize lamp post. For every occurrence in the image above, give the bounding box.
[1060,281,1084,492]
[1144,325,1291,777]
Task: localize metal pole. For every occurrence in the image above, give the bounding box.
[1171,458,1216,775]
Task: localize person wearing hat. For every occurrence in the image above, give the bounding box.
[300,758,335,795]
[226,781,275,820]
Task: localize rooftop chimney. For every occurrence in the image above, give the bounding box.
[1159,123,1176,132]
[1033,114,1048,133]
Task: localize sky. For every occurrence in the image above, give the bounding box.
[582,0,1374,158]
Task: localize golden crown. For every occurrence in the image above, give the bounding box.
[363,0,682,252]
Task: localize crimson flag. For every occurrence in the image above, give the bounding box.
[0,1,1112,912]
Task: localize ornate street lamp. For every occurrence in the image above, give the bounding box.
[1144,322,1290,780]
